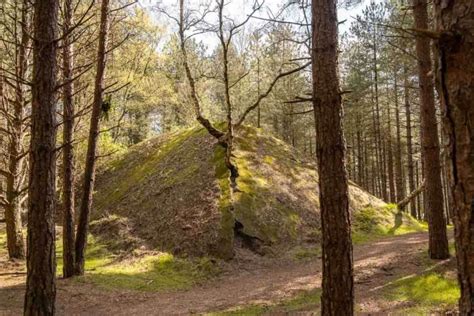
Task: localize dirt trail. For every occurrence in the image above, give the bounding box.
[0,232,451,315]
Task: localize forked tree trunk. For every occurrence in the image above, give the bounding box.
[24,0,59,313]
[311,0,354,314]
[62,0,76,278]
[75,0,110,276]
[434,0,474,312]
[413,0,449,259]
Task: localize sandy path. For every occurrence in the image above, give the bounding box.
[0,232,451,315]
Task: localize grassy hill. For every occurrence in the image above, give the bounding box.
[91,125,420,259]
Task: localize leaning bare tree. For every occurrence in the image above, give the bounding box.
[171,0,309,186]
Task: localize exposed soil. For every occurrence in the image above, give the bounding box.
[0,231,455,315]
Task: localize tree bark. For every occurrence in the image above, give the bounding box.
[312,0,354,314]
[24,0,59,313]
[394,69,405,202]
[75,0,110,276]
[404,66,417,216]
[434,0,474,312]
[413,0,449,259]
[387,104,396,203]
[4,0,30,260]
[62,0,76,278]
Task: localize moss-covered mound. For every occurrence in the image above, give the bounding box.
[92,125,386,259]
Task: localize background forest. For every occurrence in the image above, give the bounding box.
[0,0,473,314]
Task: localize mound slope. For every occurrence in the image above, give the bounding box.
[92,126,385,259]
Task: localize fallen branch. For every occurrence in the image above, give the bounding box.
[397,180,425,211]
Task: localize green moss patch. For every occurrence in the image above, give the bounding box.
[208,289,321,315]
[386,272,459,313]
[352,204,428,244]
[81,253,218,292]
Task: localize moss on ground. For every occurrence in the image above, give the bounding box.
[80,253,218,292]
[208,289,321,315]
[95,127,200,210]
[385,272,459,314]
[54,231,218,292]
[213,145,235,259]
[352,204,428,244]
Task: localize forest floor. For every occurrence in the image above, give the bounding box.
[0,228,458,315]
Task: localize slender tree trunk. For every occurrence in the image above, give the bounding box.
[413,0,449,259]
[394,70,405,201]
[434,0,474,312]
[356,123,363,187]
[312,0,354,314]
[404,66,416,216]
[62,0,76,278]
[75,0,110,276]
[5,0,29,260]
[256,57,261,128]
[24,0,59,313]
[387,104,396,203]
[372,34,387,202]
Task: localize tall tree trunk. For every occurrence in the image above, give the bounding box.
[372,34,387,202]
[387,104,396,203]
[75,0,110,276]
[4,0,29,260]
[434,0,474,312]
[413,0,449,259]
[62,0,76,278]
[312,0,354,314]
[394,69,405,201]
[24,0,58,313]
[404,66,417,216]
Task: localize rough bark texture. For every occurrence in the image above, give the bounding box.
[404,66,417,217]
[75,0,110,276]
[312,0,354,314]
[413,0,449,259]
[24,0,58,313]
[62,0,76,278]
[434,0,474,313]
